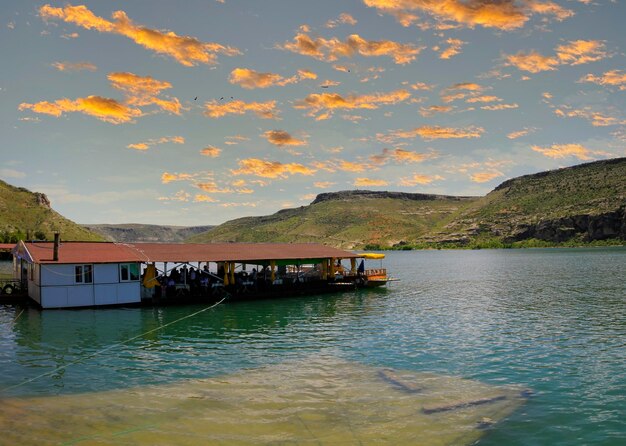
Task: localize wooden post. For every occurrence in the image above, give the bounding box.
[270,260,276,282]
[229,262,235,285]
[350,258,356,274]
[223,262,229,286]
[53,232,60,261]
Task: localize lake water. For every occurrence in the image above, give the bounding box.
[0,248,625,445]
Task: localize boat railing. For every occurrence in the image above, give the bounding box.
[365,268,387,278]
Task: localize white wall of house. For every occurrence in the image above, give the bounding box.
[34,263,141,309]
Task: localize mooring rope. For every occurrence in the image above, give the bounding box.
[0,295,229,394]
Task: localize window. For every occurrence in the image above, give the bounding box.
[75,265,93,284]
[120,263,139,282]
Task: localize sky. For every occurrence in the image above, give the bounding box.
[1,0,624,226]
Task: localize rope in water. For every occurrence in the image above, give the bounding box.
[0,295,229,394]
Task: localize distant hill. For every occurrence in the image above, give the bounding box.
[0,179,102,242]
[188,158,626,249]
[84,224,215,243]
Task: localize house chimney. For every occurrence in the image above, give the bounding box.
[53,232,60,261]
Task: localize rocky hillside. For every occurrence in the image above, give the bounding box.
[188,158,626,249]
[84,224,214,243]
[187,191,480,249]
[439,157,626,246]
[0,179,102,241]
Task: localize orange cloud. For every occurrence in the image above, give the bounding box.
[481,103,518,110]
[200,146,222,157]
[294,89,410,119]
[506,40,608,73]
[204,99,279,119]
[553,106,625,127]
[229,68,317,89]
[470,171,504,183]
[263,130,307,147]
[556,40,607,65]
[52,61,97,72]
[224,135,250,145]
[398,174,444,186]
[196,181,233,193]
[39,4,240,66]
[314,181,336,188]
[325,12,358,28]
[18,96,142,124]
[107,72,182,115]
[354,177,388,187]
[531,143,608,160]
[280,32,424,64]
[127,136,185,150]
[579,70,626,90]
[378,125,484,142]
[507,128,534,139]
[194,194,219,203]
[419,105,454,117]
[362,0,573,30]
[161,172,194,184]
[231,159,315,179]
[370,148,435,165]
[439,38,465,59]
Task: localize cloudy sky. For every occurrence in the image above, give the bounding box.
[2,1,624,225]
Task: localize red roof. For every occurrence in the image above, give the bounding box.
[19,242,358,264]
[0,243,16,251]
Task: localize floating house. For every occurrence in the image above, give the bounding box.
[11,239,387,309]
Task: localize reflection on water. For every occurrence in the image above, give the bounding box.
[1,248,625,445]
[0,357,526,445]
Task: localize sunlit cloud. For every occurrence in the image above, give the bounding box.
[507,128,535,139]
[108,72,182,115]
[325,13,358,28]
[419,105,454,117]
[333,64,352,73]
[279,32,425,64]
[0,168,26,179]
[370,148,436,165]
[294,89,410,119]
[220,202,257,208]
[362,0,573,31]
[314,181,336,188]
[194,194,219,203]
[161,172,195,184]
[263,130,307,147]
[398,174,444,186]
[158,190,191,202]
[553,105,626,127]
[204,99,279,119]
[19,96,142,124]
[128,136,184,150]
[481,103,518,111]
[505,40,608,73]
[466,95,501,103]
[51,61,97,72]
[224,135,250,145]
[531,143,609,160]
[196,181,233,193]
[438,38,465,59]
[200,145,222,157]
[354,177,388,187]
[229,68,317,89]
[231,158,315,178]
[378,125,484,142]
[470,171,504,183]
[407,81,435,91]
[579,70,626,91]
[39,4,240,66]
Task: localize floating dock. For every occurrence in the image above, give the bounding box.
[11,241,390,309]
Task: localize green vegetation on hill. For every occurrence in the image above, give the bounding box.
[0,179,102,242]
[84,224,214,243]
[188,158,626,249]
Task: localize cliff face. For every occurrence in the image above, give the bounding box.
[506,208,626,243]
[311,190,476,205]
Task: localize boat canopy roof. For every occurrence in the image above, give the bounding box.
[15,241,359,265]
[360,253,385,260]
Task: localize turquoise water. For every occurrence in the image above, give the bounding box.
[1,248,625,445]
